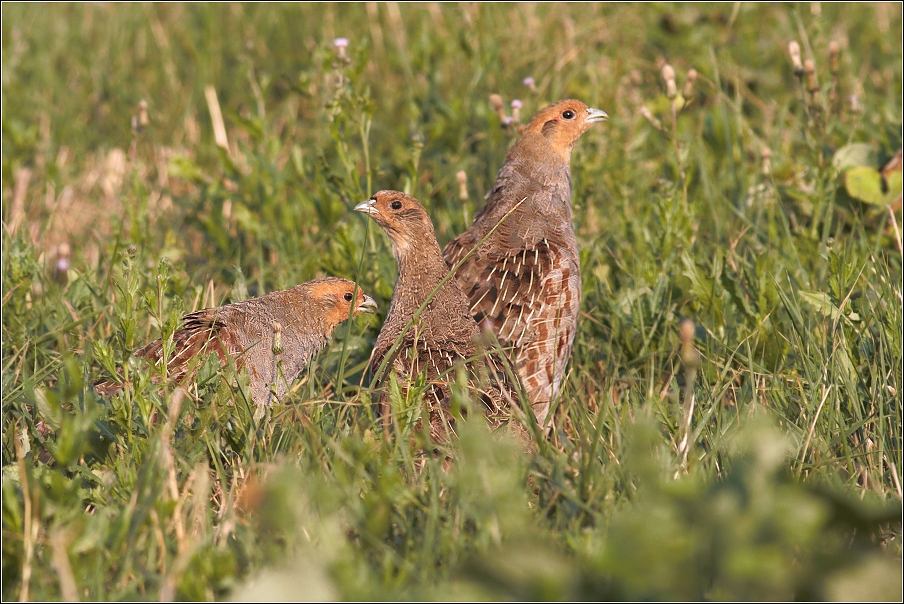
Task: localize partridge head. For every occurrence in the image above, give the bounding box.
[516,99,609,163]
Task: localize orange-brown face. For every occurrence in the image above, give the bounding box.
[354,190,435,251]
[522,99,608,160]
[309,278,377,327]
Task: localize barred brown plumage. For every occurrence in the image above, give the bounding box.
[94,278,376,404]
[356,191,523,442]
[443,99,608,428]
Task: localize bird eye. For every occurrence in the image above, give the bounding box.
[562,110,576,120]
[390,200,403,210]
[343,292,353,302]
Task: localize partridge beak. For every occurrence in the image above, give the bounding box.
[585,107,609,123]
[356,294,378,314]
[354,198,378,214]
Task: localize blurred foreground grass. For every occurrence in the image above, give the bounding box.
[2,3,902,600]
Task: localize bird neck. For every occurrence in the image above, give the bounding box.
[394,236,448,285]
[386,235,459,333]
[509,131,573,167]
[480,146,574,229]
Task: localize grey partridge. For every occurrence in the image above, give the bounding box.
[355,191,522,442]
[443,99,607,427]
[95,277,376,404]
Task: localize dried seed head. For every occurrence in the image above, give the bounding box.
[666,80,678,99]
[56,242,71,283]
[679,319,701,368]
[456,170,468,200]
[683,68,698,98]
[788,41,803,72]
[639,105,662,130]
[679,319,695,345]
[511,99,522,122]
[662,64,676,83]
[662,64,677,99]
[138,100,149,127]
[489,93,510,125]
[333,37,349,61]
[760,147,772,176]
[803,59,819,92]
[271,321,283,355]
[829,41,840,72]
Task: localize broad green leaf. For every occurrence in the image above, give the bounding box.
[33,386,62,432]
[798,290,860,323]
[885,170,903,204]
[845,166,900,206]
[832,143,878,171]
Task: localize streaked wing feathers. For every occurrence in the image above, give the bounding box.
[134,307,244,384]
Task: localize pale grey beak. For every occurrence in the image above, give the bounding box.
[586,107,609,123]
[357,294,378,314]
[354,198,378,214]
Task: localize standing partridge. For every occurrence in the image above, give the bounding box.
[443,99,607,427]
[355,191,521,441]
[95,277,376,405]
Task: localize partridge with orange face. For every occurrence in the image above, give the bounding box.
[356,191,521,441]
[95,278,376,404]
[443,99,607,427]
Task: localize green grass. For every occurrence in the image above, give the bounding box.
[2,3,902,600]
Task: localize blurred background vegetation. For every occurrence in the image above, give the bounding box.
[2,2,902,600]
